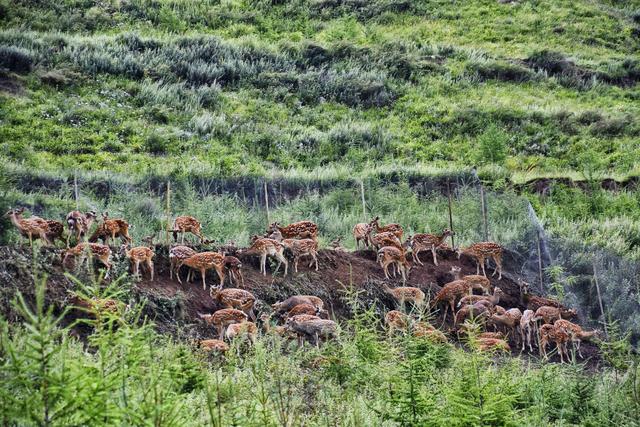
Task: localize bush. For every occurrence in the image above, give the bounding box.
[143,132,172,155]
[475,124,508,165]
[469,60,535,83]
[0,46,33,73]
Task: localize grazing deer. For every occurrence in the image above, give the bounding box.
[520,309,536,352]
[369,216,403,239]
[63,242,113,278]
[454,301,493,326]
[489,308,522,340]
[532,306,577,325]
[412,322,448,343]
[450,266,492,295]
[272,295,324,317]
[539,324,570,363]
[66,210,97,246]
[352,223,372,249]
[5,207,52,246]
[169,245,197,281]
[282,238,319,273]
[89,213,132,246]
[211,288,256,320]
[523,293,563,311]
[269,220,318,240]
[225,321,258,345]
[382,283,425,308]
[172,215,204,244]
[241,238,288,277]
[377,246,411,282]
[457,287,504,309]
[285,317,337,347]
[223,256,244,287]
[477,337,511,353]
[456,242,504,280]
[121,244,154,280]
[433,280,472,323]
[198,309,247,340]
[554,319,600,358]
[198,339,229,353]
[385,310,410,336]
[407,229,454,266]
[178,252,225,291]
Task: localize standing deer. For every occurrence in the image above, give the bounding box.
[66,210,97,246]
[89,213,132,246]
[63,242,113,278]
[178,252,225,291]
[377,246,411,282]
[281,238,319,273]
[382,284,425,308]
[450,266,492,295]
[456,242,504,280]
[223,255,244,287]
[406,229,454,266]
[198,309,247,340]
[352,223,372,249]
[370,231,403,251]
[169,245,197,281]
[211,288,256,320]
[369,216,403,239]
[5,208,52,246]
[241,237,288,277]
[268,221,318,240]
[121,244,155,280]
[172,215,205,244]
[539,324,570,363]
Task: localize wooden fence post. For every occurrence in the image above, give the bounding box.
[73,171,79,210]
[479,185,488,241]
[593,259,609,339]
[536,230,545,293]
[165,181,171,246]
[264,180,270,226]
[447,179,455,248]
[360,180,367,221]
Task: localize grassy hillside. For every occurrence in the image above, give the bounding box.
[1,0,639,176]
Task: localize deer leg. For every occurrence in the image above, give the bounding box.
[480,257,487,277]
[201,269,207,291]
[294,256,299,273]
[177,264,184,284]
[216,265,225,289]
[261,253,267,275]
[148,260,154,281]
[431,245,438,266]
[313,252,318,271]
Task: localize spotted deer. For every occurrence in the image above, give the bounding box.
[369,216,403,239]
[169,245,197,281]
[223,255,244,287]
[43,219,66,246]
[539,324,570,363]
[282,238,319,273]
[199,309,248,340]
[382,283,425,308]
[433,280,472,323]
[377,246,411,282]
[450,266,492,295]
[454,301,493,326]
[89,213,132,246]
[554,319,600,358]
[5,207,52,246]
[66,210,97,246]
[225,321,258,345]
[211,288,256,320]
[122,244,154,280]
[457,287,504,308]
[352,223,372,249]
[489,308,522,340]
[285,317,337,347]
[456,242,504,280]
[385,310,410,335]
[198,339,229,353]
[178,251,225,291]
[519,309,536,352]
[63,242,113,278]
[532,306,577,325]
[407,229,454,266]
[272,295,324,317]
[241,238,288,277]
[286,303,328,319]
[412,322,448,343]
[477,337,511,353]
[370,231,403,251]
[268,220,318,240]
[172,215,205,244]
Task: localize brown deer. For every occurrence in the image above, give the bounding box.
[223,255,244,287]
[63,242,113,278]
[456,242,504,280]
[523,293,563,311]
[412,322,448,343]
[198,309,247,340]
[225,321,258,345]
[198,339,229,353]
[377,246,411,282]
[352,223,372,249]
[520,309,536,352]
[282,238,319,273]
[330,236,347,252]
[287,303,328,319]
[369,216,403,239]
[478,331,505,340]
[89,213,132,246]
[370,231,403,251]
[169,245,197,281]
[43,219,66,247]
[539,324,570,363]
[407,229,454,266]
[554,319,599,358]
[382,283,425,308]
[477,337,511,353]
[211,288,256,320]
[172,215,204,244]
[285,317,337,347]
[385,310,410,335]
[489,308,522,340]
[272,295,324,317]
[178,252,225,291]
[457,287,504,308]
[67,292,124,318]
[268,220,318,240]
[433,280,472,323]
[454,301,493,326]
[241,238,288,277]
[450,266,492,295]
[66,210,97,246]
[259,313,293,339]
[121,244,155,280]
[532,306,577,325]
[5,207,52,246]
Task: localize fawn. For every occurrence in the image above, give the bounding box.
[199,309,247,340]
[352,223,372,249]
[369,216,403,239]
[450,266,492,295]
[377,246,411,282]
[382,283,425,308]
[406,229,454,266]
[178,251,225,291]
[63,242,113,278]
[5,207,52,246]
[121,244,155,280]
[169,245,197,281]
[89,213,132,246]
[172,215,205,244]
[241,237,288,277]
[268,220,318,240]
[66,210,97,246]
[282,238,319,273]
[456,242,504,280]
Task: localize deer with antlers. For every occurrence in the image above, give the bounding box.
[456,242,504,280]
[5,207,52,246]
[406,229,454,266]
[172,215,205,244]
[241,237,288,277]
[63,242,113,278]
[89,213,132,246]
[66,210,97,246]
[178,251,225,291]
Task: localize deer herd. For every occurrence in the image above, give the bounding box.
[5,207,599,362]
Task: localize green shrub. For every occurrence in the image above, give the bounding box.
[0,46,33,73]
